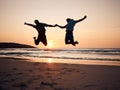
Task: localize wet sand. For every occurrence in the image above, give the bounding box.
[0,57,120,90]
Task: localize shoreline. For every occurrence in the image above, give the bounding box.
[0,56,120,66]
[0,57,120,90]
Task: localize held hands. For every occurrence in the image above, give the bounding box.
[55,24,59,27]
[55,24,58,27]
[53,24,59,27]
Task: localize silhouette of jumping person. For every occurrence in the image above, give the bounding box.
[56,16,87,46]
[24,20,56,46]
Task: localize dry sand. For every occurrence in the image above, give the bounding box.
[0,57,120,90]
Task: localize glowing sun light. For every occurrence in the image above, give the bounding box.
[48,58,53,63]
[48,42,54,48]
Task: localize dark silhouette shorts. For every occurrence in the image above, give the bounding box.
[35,34,47,46]
[65,31,74,44]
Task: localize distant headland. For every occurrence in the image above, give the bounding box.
[0,42,36,48]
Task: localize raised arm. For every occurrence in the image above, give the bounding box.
[24,22,35,27]
[55,24,66,29]
[75,16,87,23]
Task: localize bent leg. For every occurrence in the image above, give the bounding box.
[41,35,47,46]
[65,34,71,44]
[65,32,74,45]
[70,35,76,46]
[34,37,40,45]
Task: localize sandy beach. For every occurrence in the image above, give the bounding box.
[0,57,120,90]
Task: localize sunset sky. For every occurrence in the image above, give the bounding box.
[0,0,120,48]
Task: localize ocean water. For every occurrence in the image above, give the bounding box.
[0,48,120,62]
